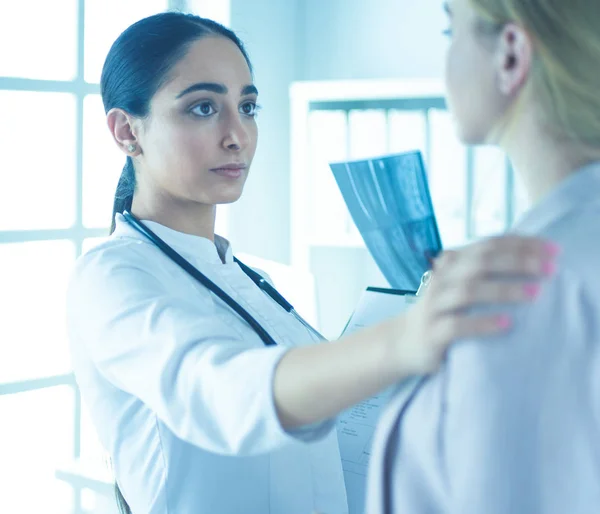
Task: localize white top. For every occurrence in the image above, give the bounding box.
[67,214,348,514]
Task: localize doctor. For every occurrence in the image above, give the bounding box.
[66,11,558,514]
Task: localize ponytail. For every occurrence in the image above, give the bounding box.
[109,162,135,510]
[110,157,136,235]
[109,159,135,510]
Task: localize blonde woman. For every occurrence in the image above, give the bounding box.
[367,0,600,512]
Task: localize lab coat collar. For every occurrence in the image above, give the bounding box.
[513,160,600,234]
[112,213,234,265]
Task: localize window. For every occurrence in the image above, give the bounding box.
[0,1,78,81]
[0,91,77,230]
[0,1,225,513]
[0,386,75,514]
[0,241,75,383]
[291,80,528,258]
[307,110,353,245]
[428,108,468,247]
[84,0,172,83]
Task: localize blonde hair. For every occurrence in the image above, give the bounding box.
[469,0,600,147]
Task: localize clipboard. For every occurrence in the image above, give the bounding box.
[341,286,417,337]
[337,286,417,514]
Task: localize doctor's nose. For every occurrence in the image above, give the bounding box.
[224,138,241,151]
[222,120,250,151]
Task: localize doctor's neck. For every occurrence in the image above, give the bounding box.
[131,192,217,242]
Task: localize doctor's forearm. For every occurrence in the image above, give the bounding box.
[272,320,407,429]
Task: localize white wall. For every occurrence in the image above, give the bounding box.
[301,0,448,81]
[227,0,302,263]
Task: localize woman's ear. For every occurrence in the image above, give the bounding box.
[107,108,142,156]
[495,23,533,96]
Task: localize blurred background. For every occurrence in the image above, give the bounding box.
[0,1,529,512]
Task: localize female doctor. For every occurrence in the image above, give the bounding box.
[66,12,558,514]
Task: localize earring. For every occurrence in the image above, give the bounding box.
[127,143,137,153]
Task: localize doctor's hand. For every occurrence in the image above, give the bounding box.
[386,235,560,375]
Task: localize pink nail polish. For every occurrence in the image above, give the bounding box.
[523,284,541,298]
[496,315,512,329]
[544,243,561,256]
[543,261,556,276]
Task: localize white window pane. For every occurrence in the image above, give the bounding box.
[308,111,355,243]
[0,241,75,383]
[388,110,427,158]
[0,92,76,231]
[0,386,74,514]
[83,95,124,228]
[84,0,170,83]
[348,110,388,160]
[429,109,467,247]
[187,0,231,26]
[0,0,77,80]
[473,146,507,238]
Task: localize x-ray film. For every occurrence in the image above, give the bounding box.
[330,151,442,291]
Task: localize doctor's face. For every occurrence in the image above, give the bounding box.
[443,0,508,145]
[134,36,258,206]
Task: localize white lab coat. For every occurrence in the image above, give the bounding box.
[67,214,348,514]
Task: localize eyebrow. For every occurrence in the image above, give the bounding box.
[443,1,452,15]
[176,82,259,99]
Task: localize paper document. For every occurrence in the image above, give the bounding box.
[336,288,417,513]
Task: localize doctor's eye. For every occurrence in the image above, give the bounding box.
[240,101,261,117]
[190,101,216,117]
[442,28,453,37]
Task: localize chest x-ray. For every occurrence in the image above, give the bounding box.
[330,151,442,291]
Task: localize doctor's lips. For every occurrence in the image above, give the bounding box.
[210,163,248,179]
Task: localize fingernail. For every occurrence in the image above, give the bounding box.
[523,283,541,298]
[496,315,512,329]
[543,261,556,276]
[544,242,561,256]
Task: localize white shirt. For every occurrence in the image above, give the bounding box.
[67,214,348,514]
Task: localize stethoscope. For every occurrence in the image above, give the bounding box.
[122,211,327,346]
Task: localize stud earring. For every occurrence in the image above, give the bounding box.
[127,143,136,152]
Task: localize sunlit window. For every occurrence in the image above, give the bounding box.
[0,1,196,513]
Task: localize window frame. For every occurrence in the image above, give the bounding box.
[0,1,190,512]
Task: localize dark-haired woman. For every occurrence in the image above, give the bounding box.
[66,12,557,514]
